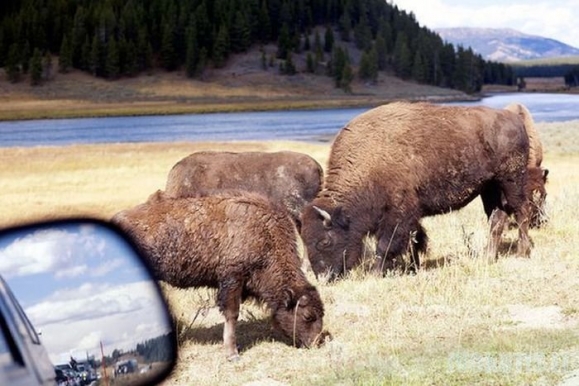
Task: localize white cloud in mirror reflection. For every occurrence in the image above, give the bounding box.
[0,223,172,365]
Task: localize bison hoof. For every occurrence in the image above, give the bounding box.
[227,353,241,362]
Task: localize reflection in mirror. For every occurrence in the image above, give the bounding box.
[0,220,176,386]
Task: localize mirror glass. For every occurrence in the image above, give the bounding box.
[0,220,175,385]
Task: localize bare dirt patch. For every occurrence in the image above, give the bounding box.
[505,305,577,330]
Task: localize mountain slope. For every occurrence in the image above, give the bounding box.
[435,27,579,62]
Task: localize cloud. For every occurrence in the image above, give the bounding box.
[391,0,579,48]
[90,258,125,277]
[26,281,160,326]
[0,228,104,279]
[25,281,171,364]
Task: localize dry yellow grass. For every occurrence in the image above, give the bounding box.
[1,120,578,386]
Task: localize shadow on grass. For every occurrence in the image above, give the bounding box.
[178,317,294,354]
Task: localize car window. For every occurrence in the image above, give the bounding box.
[3,282,40,345]
[0,310,25,367]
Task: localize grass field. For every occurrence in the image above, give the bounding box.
[1,120,578,386]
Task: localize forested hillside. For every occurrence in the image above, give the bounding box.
[0,0,514,93]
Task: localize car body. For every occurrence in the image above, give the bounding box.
[0,274,56,386]
[54,364,81,386]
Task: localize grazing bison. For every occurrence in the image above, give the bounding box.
[504,103,549,228]
[112,190,326,360]
[164,151,323,230]
[301,101,532,280]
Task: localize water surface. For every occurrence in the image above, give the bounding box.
[1,93,577,148]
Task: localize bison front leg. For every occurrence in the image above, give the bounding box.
[217,279,243,361]
[500,175,532,258]
[486,208,508,262]
[375,221,426,274]
[514,203,532,257]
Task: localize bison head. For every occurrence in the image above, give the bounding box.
[527,167,549,228]
[273,286,325,348]
[300,199,361,280]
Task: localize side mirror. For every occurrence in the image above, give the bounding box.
[0,219,176,386]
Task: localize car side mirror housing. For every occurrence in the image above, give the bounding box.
[0,219,176,386]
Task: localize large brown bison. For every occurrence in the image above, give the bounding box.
[112,190,326,360]
[504,103,549,228]
[164,150,323,230]
[301,101,533,280]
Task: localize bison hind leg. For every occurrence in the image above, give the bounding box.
[217,278,243,361]
[407,224,428,273]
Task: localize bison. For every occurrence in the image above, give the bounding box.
[164,150,323,231]
[301,101,533,280]
[112,190,326,360]
[504,103,549,228]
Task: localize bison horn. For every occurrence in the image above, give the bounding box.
[313,206,332,227]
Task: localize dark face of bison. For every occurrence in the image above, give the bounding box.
[300,201,360,280]
[273,286,325,348]
[527,167,549,228]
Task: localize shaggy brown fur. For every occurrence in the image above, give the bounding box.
[112,190,325,360]
[301,101,532,280]
[164,151,323,230]
[504,103,549,228]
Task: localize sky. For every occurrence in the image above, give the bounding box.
[0,222,173,365]
[390,0,579,49]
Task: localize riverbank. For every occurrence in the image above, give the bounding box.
[0,66,476,121]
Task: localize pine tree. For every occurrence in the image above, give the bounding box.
[196,46,207,76]
[314,29,324,62]
[304,35,311,51]
[29,48,43,85]
[324,25,334,53]
[277,23,291,59]
[282,52,296,75]
[212,24,229,68]
[393,32,411,79]
[339,12,351,42]
[261,48,267,70]
[378,20,394,54]
[411,51,426,83]
[257,2,271,43]
[359,48,378,83]
[306,52,315,73]
[340,63,354,93]
[185,20,198,78]
[123,40,139,77]
[375,35,387,70]
[453,46,469,92]
[71,7,88,69]
[42,51,53,80]
[0,30,6,67]
[354,14,372,51]
[89,34,102,76]
[230,11,250,53]
[6,43,21,83]
[137,28,152,72]
[438,43,456,88]
[105,37,120,79]
[21,41,31,73]
[330,46,349,88]
[160,22,177,71]
[80,36,91,71]
[59,34,73,73]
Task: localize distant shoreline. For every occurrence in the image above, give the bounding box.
[0,93,479,122]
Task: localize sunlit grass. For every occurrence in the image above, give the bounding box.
[1,121,578,386]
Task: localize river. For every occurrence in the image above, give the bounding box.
[0,93,578,148]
